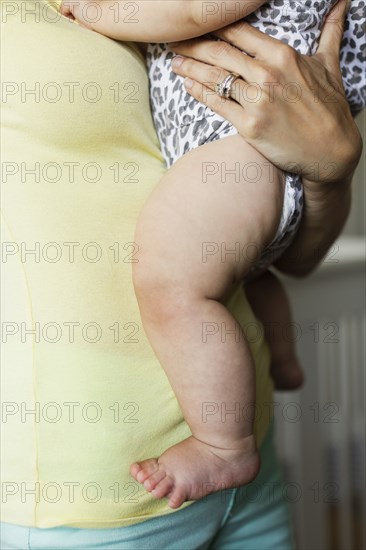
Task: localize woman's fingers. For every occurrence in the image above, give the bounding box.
[180,78,243,126]
[170,37,259,82]
[317,0,349,73]
[213,21,280,59]
[172,55,229,89]
[171,55,249,103]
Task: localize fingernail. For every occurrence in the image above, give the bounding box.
[172,55,184,69]
[184,78,194,89]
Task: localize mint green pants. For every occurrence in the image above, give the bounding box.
[1,421,295,549]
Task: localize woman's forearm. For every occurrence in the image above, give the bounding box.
[274,174,353,277]
[274,123,363,277]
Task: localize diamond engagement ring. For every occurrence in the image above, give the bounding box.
[215,72,240,99]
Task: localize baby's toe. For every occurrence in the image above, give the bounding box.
[135,458,159,483]
[144,468,167,492]
[152,476,175,499]
[168,485,187,509]
[129,463,142,479]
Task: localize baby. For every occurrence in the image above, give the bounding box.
[61,0,365,509]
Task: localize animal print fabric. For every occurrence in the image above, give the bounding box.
[147,1,366,273]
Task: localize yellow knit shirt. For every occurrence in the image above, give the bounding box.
[1,0,273,528]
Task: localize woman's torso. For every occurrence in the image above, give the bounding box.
[1,0,273,528]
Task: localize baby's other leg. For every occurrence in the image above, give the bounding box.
[246,271,304,390]
[131,135,285,508]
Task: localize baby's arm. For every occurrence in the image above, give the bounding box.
[61,0,266,42]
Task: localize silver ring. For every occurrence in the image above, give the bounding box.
[215,72,240,99]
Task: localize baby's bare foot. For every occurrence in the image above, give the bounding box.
[271,355,304,390]
[130,434,260,509]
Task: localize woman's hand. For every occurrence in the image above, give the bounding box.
[170,0,362,184]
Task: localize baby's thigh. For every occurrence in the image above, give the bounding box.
[190,134,285,243]
[143,135,285,293]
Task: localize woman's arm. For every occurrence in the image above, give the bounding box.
[169,0,363,275]
[60,0,265,42]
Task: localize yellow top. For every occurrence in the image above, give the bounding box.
[1,0,273,528]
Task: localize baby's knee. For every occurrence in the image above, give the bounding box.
[132,258,191,325]
[132,256,165,300]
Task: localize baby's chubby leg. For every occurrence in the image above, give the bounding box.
[246,271,304,390]
[131,135,285,508]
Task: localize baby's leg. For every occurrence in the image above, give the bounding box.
[131,135,285,508]
[246,271,304,390]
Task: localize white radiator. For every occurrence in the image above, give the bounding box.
[274,236,365,550]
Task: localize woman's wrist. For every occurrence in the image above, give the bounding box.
[319,118,363,184]
[276,113,362,277]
